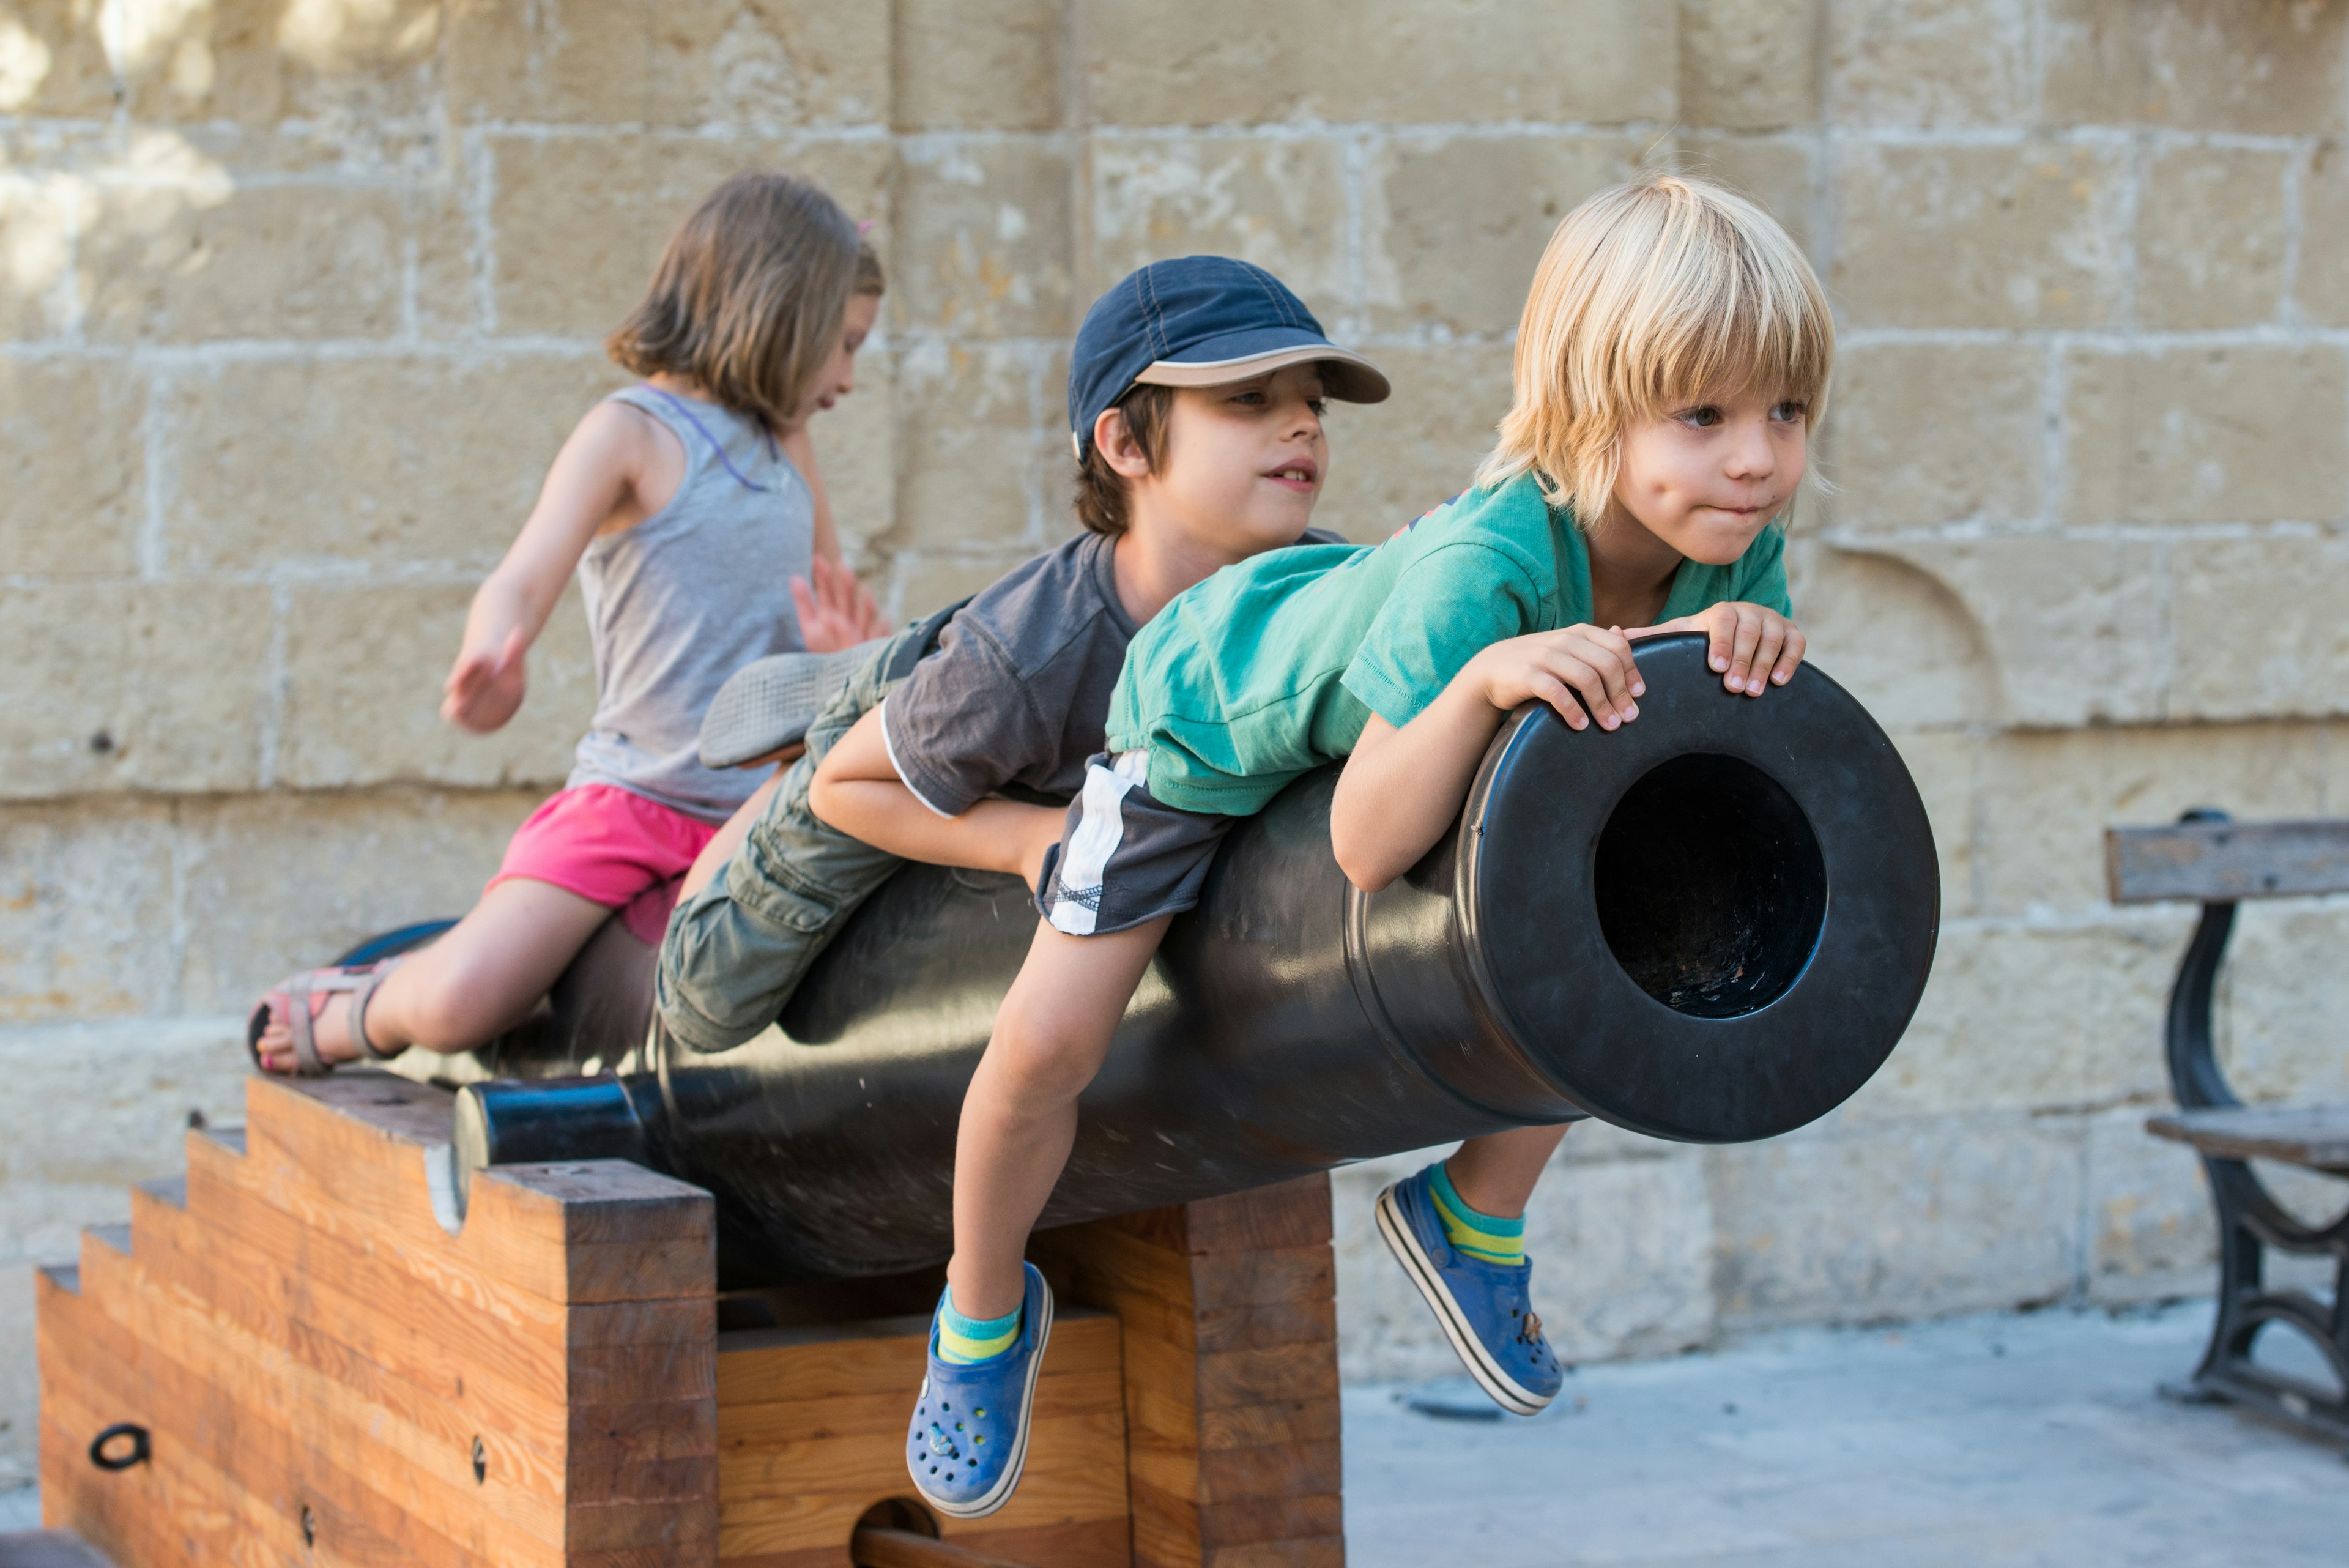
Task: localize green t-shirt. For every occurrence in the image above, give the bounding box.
[1105,472,1792,816]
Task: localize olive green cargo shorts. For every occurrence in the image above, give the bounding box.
[653,626,927,1053]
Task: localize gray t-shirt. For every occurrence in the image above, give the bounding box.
[880,528,1338,817]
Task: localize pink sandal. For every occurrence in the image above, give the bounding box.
[246,960,403,1076]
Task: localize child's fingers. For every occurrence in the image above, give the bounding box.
[853,578,885,634]
[1548,651,1633,730]
[1719,606,1757,691]
[1605,625,1648,700]
[1743,619,1785,696]
[1770,623,1807,685]
[1527,671,1589,731]
[1574,629,1642,719]
[1705,608,1738,675]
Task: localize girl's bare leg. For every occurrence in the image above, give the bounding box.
[1445,1123,1572,1219]
[253,878,613,1072]
[680,771,784,900]
[945,916,1171,1321]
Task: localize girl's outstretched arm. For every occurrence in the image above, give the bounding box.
[443,401,672,733]
[1329,624,1643,894]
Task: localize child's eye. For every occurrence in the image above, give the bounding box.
[1231,390,1267,406]
[1307,398,1328,417]
[1679,405,1724,428]
[1770,399,1807,422]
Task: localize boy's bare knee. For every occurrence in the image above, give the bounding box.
[987,1006,1106,1104]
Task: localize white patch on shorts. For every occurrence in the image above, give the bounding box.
[1047,751,1150,936]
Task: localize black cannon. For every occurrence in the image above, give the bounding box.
[402,633,1937,1285]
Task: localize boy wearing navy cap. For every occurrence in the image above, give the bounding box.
[652,259,1384,1098]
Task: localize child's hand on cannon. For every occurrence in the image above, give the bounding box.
[1631,601,1804,697]
[1467,623,1645,733]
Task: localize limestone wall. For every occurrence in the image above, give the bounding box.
[6,0,2349,1479]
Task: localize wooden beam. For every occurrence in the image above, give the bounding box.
[851,1525,1039,1567]
[2105,817,2349,904]
[38,1070,720,1568]
[2147,1104,2349,1173]
[1035,1176,1345,1568]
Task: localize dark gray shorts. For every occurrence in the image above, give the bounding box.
[1036,751,1235,936]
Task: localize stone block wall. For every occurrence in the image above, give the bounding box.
[5,0,2349,1477]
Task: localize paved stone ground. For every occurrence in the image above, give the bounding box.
[3,1301,2341,1561]
[1346,1301,2347,1567]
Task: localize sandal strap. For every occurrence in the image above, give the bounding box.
[273,965,391,1075]
[346,958,403,1061]
[283,973,324,1076]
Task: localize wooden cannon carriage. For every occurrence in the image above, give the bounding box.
[32,1071,1345,1567]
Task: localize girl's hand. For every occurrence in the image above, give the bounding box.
[441,625,528,733]
[1467,623,1644,732]
[791,556,891,653]
[1632,603,1805,696]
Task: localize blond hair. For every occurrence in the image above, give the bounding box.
[607,173,883,430]
[1477,174,1833,529]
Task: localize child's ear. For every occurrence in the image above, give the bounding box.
[1094,407,1153,480]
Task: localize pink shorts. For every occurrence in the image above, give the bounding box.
[490,784,721,945]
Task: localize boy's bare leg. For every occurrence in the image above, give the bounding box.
[946,915,1173,1321]
[1445,1124,1572,1219]
[254,878,612,1071]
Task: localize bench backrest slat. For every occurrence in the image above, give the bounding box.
[2106,819,2349,904]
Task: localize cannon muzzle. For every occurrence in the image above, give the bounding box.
[448,633,1938,1284]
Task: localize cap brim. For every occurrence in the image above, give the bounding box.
[699,641,885,768]
[1134,343,1390,404]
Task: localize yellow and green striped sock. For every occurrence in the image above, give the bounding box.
[1430,1162,1525,1266]
[937,1287,1020,1365]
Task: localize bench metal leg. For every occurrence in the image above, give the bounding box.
[2165,1153,2349,1451]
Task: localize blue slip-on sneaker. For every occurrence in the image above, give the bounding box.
[906,1263,1055,1518]
[1375,1165,1563,1416]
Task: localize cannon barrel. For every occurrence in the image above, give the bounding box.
[451,633,1939,1285]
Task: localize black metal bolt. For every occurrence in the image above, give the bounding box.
[471,1435,487,1484]
[300,1507,315,1548]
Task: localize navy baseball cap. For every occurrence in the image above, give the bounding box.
[1067,257,1390,458]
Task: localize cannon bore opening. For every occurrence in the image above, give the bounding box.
[1593,753,1827,1019]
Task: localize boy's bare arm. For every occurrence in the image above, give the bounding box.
[1330,625,1644,894]
[809,709,1065,886]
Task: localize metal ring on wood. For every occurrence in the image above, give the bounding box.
[89,1422,150,1471]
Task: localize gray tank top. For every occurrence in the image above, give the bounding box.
[566,385,812,821]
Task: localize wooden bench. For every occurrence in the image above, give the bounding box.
[2107,811,2349,1449]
